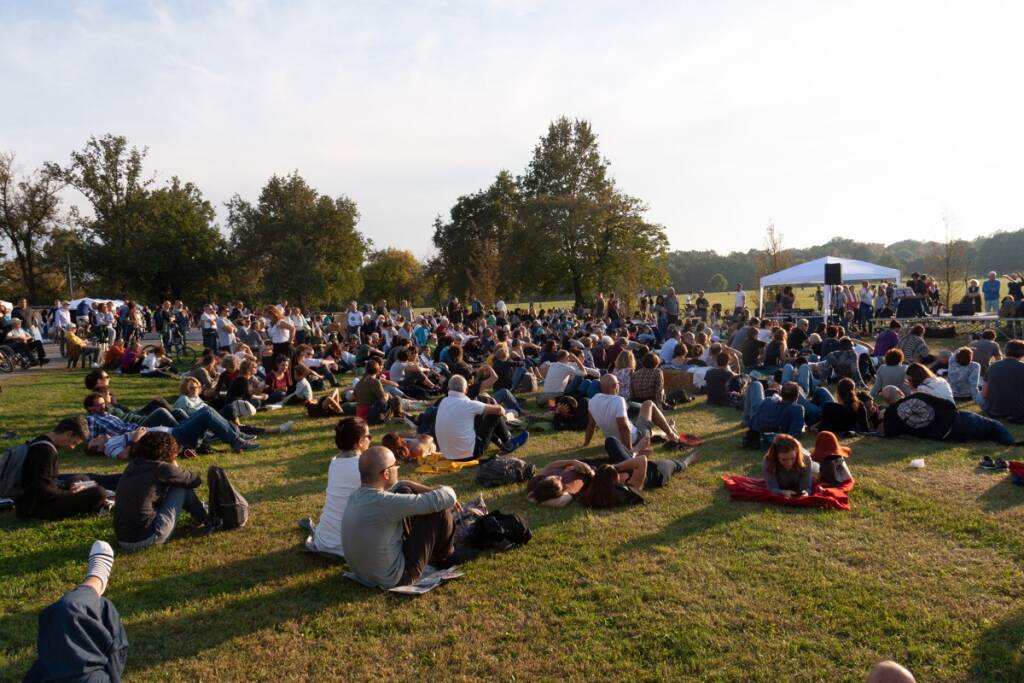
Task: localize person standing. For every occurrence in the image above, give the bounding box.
[733,284,746,318]
[982,271,1002,314]
[664,288,680,326]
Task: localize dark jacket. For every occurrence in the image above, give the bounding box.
[882,392,957,440]
[113,459,201,543]
[15,436,62,519]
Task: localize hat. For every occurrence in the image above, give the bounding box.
[810,431,851,462]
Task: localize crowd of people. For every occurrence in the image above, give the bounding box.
[10,282,1024,682]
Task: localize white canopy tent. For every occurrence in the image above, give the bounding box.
[758,256,901,318]
[70,297,125,310]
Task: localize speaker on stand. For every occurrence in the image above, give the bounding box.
[824,263,842,324]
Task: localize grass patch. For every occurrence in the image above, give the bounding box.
[1,365,1024,681]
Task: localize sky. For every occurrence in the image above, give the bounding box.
[3,0,1024,258]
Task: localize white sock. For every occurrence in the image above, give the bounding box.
[84,540,114,595]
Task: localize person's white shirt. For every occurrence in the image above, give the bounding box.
[199,311,216,330]
[5,327,29,341]
[659,338,679,365]
[734,290,746,308]
[141,352,161,372]
[917,377,955,404]
[216,316,236,348]
[347,310,363,328]
[859,287,873,305]
[291,313,307,331]
[495,300,507,314]
[269,320,292,344]
[542,361,585,395]
[309,453,360,557]
[435,390,488,460]
[389,360,407,382]
[756,328,773,344]
[54,307,71,329]
[588,392,638,444]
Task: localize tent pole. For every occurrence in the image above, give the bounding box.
[758,287,763,318]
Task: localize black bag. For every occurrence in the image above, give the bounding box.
[475,457,536,488]
[207,465,249,530]
[0,443,31,500]
[467,510,532,550]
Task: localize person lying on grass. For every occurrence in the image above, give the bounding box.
[762,434,812,497]
[878,385,1024,446]
[280,364,344,418]
[381,432,437,462]
[341,446,460,589]
[85,407,259,459]
[113,431,219,549]
[85,368,186,423]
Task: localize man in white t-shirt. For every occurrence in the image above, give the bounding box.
[583,375,685,451]
[659,329,680,366]
[301,416,367,558]
[435,376,527,460]
[215,306,236,352]
[539,350,588,400]
[199,304,217,351]
[734,284,746,316]
[495,299,507,316]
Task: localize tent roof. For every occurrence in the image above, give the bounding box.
[70,297,125,309]
[759,256,900,287]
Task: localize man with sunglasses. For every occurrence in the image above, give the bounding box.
[342,446,460,588]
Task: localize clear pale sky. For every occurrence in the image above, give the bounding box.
[3,1,1023,258]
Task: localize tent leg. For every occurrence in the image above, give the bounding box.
[758,287,763,318]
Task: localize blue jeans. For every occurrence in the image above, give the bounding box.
[781,364,817,395]
[510,366,526,391]
[171,407,239,448]
[25,585,128,682]
[742,381,765,428]
[493,389,524,415]
[743,382,806,437]
[119,486,207,549]
[799,387,835,426]
[948,411,1015,445]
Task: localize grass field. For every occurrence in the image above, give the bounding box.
[2,354,1024,682]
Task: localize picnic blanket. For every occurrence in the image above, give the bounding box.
[721,475,855,511]
[1009,461,1024,485]
[344,566,465,595]
[415,451,479,474]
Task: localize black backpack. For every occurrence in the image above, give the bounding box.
[467,511,532,550]
[475,457,536,488]
[0,443,35,500]
[207,465,249,530]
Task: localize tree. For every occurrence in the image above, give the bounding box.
[48,134,154,295]
[432,170,521,302]
[0,153,68,301]
[228,172,366,308]
[131,178,227,302]
[754,221,790,307]
[516,117,669,307]
[707,273,728,292]
[361,248,424,306]
[928,215,973,309]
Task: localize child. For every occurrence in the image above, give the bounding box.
[140,345,175,378]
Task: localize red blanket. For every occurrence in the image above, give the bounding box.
[1009,461,1024,485]
[721,475,855,511]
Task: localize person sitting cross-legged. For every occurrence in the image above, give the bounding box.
[583,374,689,453]
[435,375,528,461]
[341,446,459,589]
[113,431,218,550]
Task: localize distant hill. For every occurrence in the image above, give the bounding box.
[667,229,1024,293]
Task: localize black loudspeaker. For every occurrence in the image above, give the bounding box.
[824,263,842,285]
[951,303,975,316]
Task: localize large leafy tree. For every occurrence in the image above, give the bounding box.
[516,117,668,307]
[48,134,153,295]
[361,248,424,306]
[0,153,68,301]
[431,170,521,303]
[227,172,366,309]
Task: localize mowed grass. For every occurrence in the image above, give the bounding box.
[2,362,1024,682]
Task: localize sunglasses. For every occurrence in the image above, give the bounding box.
[380,461,399,475]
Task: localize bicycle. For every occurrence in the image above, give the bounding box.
[152,326,197,369]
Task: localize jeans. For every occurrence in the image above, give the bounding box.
[985,300,999,314]
[171,407,240,448]
[510,366,526,391]
[948,411,1015,445]
[119,486,207,549]
[493,389,524,415]
[798,387,835,425]
[743,382,805,437]
[394,485,455,586]
[471,413,512,458]
[140,408,179,429]
[24,586,128,683]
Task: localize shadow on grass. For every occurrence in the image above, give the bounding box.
[977,475,1024,512]
[616,487,756,554]
[970,608,1024,681]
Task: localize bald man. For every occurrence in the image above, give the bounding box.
[435,374,528,461]
[341,446,459,589]
[584,374,685,453]
[866,661,916,683]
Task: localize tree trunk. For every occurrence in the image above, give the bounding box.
[572,274,584,310]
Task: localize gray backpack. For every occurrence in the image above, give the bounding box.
[475,457,536,488]
[0,443,32,499]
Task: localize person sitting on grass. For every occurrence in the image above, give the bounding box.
[85,368,186,423]
[23,541,128,683]
[435,375,528,461]
[762,434,812,497]
[15,417,118,521]
[552,395,590,431]
[283,365,344,418]
[871,348,911,399]
[905,362,954,404]
[704,351,738,407]
[341,446,459,589]
[120,340,144,374]
[947,346,984,405]
[982,338,1024,422]
[353,359,405,425]
[583,374,690,453]
[742,381,806,441]
[113,431,219,550]
[300,417,369,559]
[816,378,871,434]
[173,376,294,437]
[140,345,175,378]
[898,324,929,363]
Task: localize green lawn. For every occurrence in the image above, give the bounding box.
[2,362,1024,682]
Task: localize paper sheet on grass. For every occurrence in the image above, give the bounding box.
[344,566,464,594]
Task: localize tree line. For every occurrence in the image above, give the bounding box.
[0,117,671,310]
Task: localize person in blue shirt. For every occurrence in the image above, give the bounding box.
[743,381,806,439]
[982,271,1001,314]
